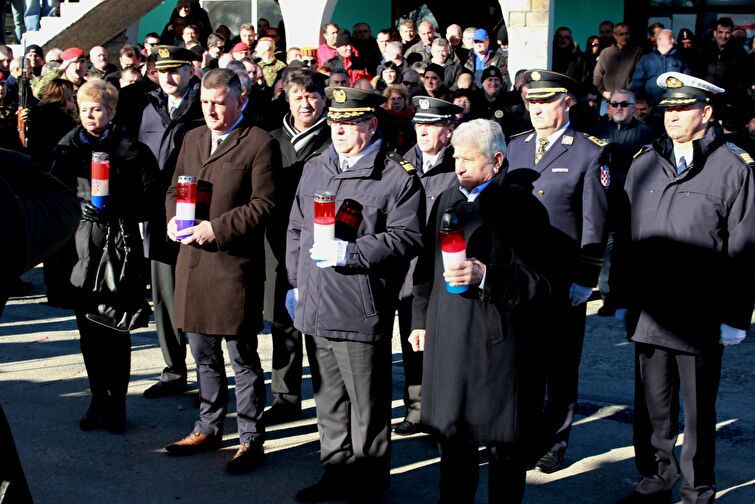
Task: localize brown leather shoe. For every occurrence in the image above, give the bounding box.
[165,432,222,456]
[225,441,264,474]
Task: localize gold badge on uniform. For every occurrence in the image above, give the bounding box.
[333,89,347,103]
[158,47,170,58]
[531,71,541,81]
[666,76,683,89]
[562,135,573,145]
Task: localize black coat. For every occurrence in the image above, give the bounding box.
[265,115,331,321]
[49,125,160,310]
[138,78,204,263]
[411,171,551,446]
[27,102,77,171]
[614,124,755,354]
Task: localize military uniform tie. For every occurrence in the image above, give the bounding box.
[534,137,549,165]
[340,158,349,172]
[424,159,433,174]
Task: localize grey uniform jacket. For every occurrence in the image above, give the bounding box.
[286,140,424,342]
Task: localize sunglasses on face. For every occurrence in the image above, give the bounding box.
[402,80,418,87]
[302,58,316,65]
[610,101,632,108]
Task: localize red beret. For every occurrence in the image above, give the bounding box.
[62,47,85,60]
[231,42,249,53]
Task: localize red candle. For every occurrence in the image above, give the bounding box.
[313,191,335,244]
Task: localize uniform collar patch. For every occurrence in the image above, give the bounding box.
[561,135,573,145]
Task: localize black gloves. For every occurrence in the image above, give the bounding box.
[81,202,107,224]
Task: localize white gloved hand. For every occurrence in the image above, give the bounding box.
[310,238,348,268]
[720,323,746,346]
[285,288,298,321]
[614,308,628,322]
[569,283,593,306]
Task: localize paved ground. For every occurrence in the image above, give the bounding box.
[2,266,754,504]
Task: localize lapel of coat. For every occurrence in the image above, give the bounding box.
[204,127,247,166]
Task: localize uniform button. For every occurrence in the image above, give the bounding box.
[538,190,545,196]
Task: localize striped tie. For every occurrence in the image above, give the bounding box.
[534,137,549,165]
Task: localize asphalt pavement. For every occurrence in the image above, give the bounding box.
[1,266,754,504]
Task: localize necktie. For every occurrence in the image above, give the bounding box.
[341,158,349,172]
[210,137,222,155]
[677,156,687,175]
[168,104,177,119]
[534,137,549,165]
[424,159,433,173]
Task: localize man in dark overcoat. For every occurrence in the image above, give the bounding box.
[506,69,610,473]
[139,46,205,399]
[410,119,550,503]
[393,96,461,436]
[163,68,279,474]
[264,69,331,424]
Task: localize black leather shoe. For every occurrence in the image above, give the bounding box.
[225,442,264,474]
[263,404,303,425]
[295,477,345,503]
[143,380,188,399]
[615,491,672,504]
[534,448,566,474]
[79,410,105,431]
[392,420,420,436]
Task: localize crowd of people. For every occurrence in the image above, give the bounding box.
[1,1,754,503]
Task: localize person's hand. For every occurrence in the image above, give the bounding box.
[720,323,747,346]
[81,202,107,224]
[614,308,628,322]
[443,258,485,286]
[285,288,298,321]
[16,108,29,121]
[166,217,180,242]
[310,238,348,268]
[178,220,215,247]
[569,283,592,306]
[409,329,426,352]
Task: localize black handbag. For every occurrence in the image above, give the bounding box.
[85,219,151,333]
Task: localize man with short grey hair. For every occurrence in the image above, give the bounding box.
[405,20,436,64]
[631,28,689,106]
[431,38,461,88]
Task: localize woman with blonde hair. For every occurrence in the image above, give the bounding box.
[50,79,160,433]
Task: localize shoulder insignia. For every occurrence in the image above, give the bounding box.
[724,142,754,166]
[386,151,416,174]
[633,145,651,159]
[583,134,607,147]
[509,129,534,140]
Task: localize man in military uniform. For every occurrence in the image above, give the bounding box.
[614,72,754,504]
[393,95,462,436]
[139,46,204,399]
[286,87,424,503]
[506,69,610,473]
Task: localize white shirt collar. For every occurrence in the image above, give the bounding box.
[536,121,570,152]
[211,113,245,143]
[339,139,382,171]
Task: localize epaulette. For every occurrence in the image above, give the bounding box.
[509,129,534,139]
[633,145,652,160]
[583,133,607,147]
[386,151,416,174]
[724,142,755,167]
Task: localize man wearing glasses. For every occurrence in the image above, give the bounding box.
[286,86,423,503]
[401,69,422,98]
[593,22,643,103]
[551,26,584,82]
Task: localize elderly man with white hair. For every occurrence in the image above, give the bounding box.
[630,28,690,105]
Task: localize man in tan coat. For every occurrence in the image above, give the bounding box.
[163,68,279,474]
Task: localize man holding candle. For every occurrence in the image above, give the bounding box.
[163,68,279,474]
[409,118,551,503]
[286,86,423,503]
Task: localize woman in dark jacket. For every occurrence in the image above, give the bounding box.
[583,35,601,85]
[410,119,551,503]
[50,79,159,433]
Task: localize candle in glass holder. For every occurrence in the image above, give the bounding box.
[176,175,198,236]
[313,191,335,244]
[90,152,110,209]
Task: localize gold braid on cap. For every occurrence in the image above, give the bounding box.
[328,107,375,120]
